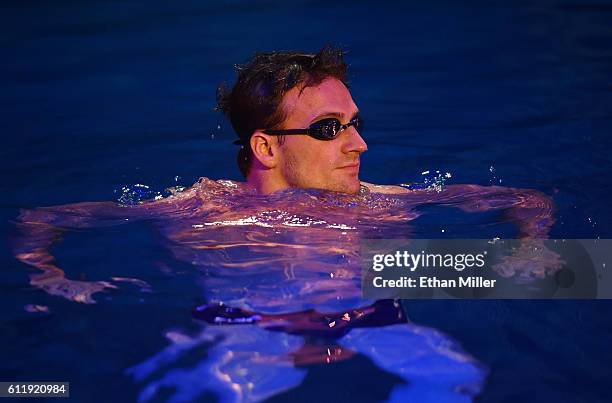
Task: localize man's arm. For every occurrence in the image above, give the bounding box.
[10,185,203,303]
[426,184,555,238]
[364,182,559,280]
[362,182,555,238]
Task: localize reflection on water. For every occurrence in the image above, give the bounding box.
[126,325,308,403]
[126,323,485,403]
[10,177,559,401]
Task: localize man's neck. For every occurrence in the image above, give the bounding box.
[246,171,289,195]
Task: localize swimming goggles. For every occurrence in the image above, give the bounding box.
[264,115,364,141]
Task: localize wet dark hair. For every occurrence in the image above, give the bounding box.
[216,45,349,178]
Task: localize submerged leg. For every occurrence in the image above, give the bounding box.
[192,299,407,338]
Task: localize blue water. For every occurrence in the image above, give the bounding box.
[2,1,612,402]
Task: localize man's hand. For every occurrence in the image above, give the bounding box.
[14,244,119,304]
[491,238,565,282]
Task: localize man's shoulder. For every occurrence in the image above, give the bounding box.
[360,182,411,195]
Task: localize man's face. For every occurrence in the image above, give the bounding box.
[275,78,368,194]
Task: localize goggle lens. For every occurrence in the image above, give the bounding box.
[309,116,363,140]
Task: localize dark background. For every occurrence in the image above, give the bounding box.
[2,1,611,402]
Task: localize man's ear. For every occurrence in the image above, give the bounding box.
[250,131,279,169]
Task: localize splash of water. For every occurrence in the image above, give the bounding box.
[114,183,166,205]
[400,169,453,192]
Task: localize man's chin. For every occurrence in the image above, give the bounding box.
[329,179,361,195]
[290,177,361,195]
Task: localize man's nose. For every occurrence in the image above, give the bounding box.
[341,126,368,154]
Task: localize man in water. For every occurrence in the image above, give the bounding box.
[11,45,554,400]
[12,44,554,300]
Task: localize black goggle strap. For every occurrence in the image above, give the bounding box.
[262,128,318,135]
[233,128,313,145]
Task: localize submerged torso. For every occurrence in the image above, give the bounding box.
[152,178,422,313]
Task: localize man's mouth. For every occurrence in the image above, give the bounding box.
[337,162,360,170]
